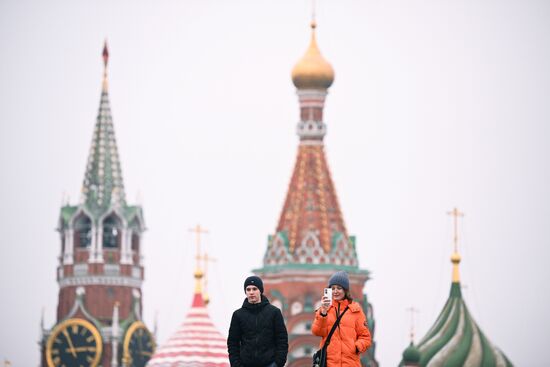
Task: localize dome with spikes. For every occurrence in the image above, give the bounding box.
[400,254,513,367]
[147,277,229,366]
[291,21,334,90]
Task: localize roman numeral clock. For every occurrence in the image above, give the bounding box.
[45,319,102,367]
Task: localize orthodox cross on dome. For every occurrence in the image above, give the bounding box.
[446,207,464,283]
[406,306,419,343]
[447,207,464,253]
[189,224,209,270]
[188,224,210,296]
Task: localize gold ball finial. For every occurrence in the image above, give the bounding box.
[291,22,334,90]
[451,252,461,264]
[194,268,204,279]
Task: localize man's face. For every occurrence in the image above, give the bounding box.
[246,285,261,304]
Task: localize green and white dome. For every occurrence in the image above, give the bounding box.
[401,209,513,367]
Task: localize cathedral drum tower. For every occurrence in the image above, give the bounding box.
[254,21,378,367]
[40,44,155,367]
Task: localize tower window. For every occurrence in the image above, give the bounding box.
[103,214,121,249]
[74,214,92,248]
[131,233,140,253]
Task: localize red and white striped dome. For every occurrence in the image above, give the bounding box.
[147,291,229,367]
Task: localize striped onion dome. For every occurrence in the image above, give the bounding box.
[400,252,513,367]
[147,270,229,367]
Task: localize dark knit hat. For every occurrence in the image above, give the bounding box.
[244,275,264,294]
[328,271,350,291]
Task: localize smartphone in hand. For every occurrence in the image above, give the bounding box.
[324,288,333,301]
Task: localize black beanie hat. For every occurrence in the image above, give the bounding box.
[244,275,264,294]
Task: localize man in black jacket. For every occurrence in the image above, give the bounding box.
[227,275,288,367]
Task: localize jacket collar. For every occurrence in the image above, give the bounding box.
[242,294,270,310]
[330,298,362,312]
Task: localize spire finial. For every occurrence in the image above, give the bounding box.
[311,0,317,29]
[102,40,109,91]
[447,207,464,283]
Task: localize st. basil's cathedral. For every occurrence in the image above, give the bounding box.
[39,15,512,367]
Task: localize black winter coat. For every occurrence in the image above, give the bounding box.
[227,295,288,367]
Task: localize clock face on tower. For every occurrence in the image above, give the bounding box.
[123,321,155,367]
[45,318,102,367]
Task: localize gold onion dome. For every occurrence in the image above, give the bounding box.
[291,21,335,90]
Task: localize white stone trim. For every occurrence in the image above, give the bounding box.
[74,263,88,276]
[296,120,326,140]
[120,228,132,264]
[63,229,74,265]
[58,275,142,289]
[299,140,324,146]
[89,227,103,263]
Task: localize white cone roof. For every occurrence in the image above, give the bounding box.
[147,292,229,367]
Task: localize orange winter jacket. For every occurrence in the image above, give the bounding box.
[312,299,372,367]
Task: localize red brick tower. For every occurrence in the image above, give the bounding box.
[40,43,154,367]
[254,21,378,367]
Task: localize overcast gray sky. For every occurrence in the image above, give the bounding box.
[1,0,549,366]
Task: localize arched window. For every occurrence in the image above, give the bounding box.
[102,214,122,249]
[129,218,141,253]
[131,233,140,252]
[74,214,92,248]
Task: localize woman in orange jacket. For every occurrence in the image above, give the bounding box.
[312,271,372,367]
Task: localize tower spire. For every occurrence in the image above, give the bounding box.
[262,21,356,267]
[447,207,464,283]
[80,42,126,216]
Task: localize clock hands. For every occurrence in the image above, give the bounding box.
[65,346,97,353]
[62,329,78,358]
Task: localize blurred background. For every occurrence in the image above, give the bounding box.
[1,0,549,365]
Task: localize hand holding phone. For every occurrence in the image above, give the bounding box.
[319,288,332,314]
[324,288,333,300]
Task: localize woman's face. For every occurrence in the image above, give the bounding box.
[331,285,345,301]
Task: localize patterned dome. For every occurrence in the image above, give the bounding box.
[291,21,334,90]
[400,253,513,367]
[147,279,229,366]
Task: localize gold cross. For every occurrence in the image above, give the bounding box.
[446,207,464,253]
[189,224,209,269]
